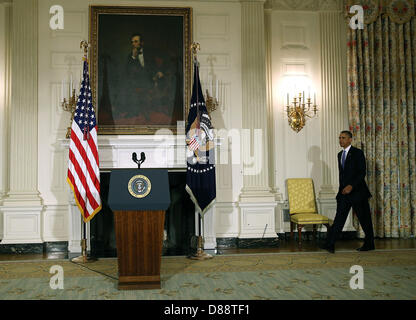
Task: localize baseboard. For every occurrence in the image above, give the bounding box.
[216,232,358,249]
[0,233,359,254]
[0,241,68,254]
[43,241,69,253]
[216,237,238,248]
[216,237,279,249]
[277,231,358,241]
[0,243,43,254]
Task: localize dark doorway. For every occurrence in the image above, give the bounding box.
[90,171,195,257]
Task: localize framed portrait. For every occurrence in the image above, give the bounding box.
[89,6,192,134]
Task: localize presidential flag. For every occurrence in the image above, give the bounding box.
[67,56,102,222]
[185,60,216,216]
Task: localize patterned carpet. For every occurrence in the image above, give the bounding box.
[0,249,416,300]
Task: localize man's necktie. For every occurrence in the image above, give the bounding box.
[341,150,346,169]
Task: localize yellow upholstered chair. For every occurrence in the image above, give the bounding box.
[286,178,330,246]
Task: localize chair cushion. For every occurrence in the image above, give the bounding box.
[290,213,329,224]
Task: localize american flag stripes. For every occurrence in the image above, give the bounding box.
[67,57,102,222]
[188,128,201,151]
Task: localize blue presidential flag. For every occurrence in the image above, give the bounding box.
[185,60,216,216]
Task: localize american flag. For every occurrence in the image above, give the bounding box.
[67,57,102,222]
[188,128,201,151]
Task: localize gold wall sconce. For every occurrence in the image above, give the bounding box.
[61,87,78,138]
[61,41,89,138]
[286,91,318,133]
[205,88,219,114]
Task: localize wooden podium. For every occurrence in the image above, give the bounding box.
[108,169,170,290]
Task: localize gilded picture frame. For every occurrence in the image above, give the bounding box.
[89,6,192,134]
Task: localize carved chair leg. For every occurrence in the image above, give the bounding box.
[290,221,294,240]
[297,224,303,247]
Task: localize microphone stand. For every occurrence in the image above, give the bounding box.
[132,152,145,169]
[137,159,144,169]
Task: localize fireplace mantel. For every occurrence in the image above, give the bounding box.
[59,134,218,253]
[59,134,187,170]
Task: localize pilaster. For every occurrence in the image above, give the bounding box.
[239,0,277,238]
[317,8,354,231]
[318,10,348,199]
[0,0,43,244]
[0,2,11,205]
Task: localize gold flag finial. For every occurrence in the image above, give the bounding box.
[80,40,89,57]
[191,42,200,56]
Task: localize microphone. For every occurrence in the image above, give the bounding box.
[132,152,138,164]
[132,152,145,169]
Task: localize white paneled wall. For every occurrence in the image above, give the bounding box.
[193,2,242,240]
[36,0,243,245]
[270,10,322,233]
[0,0,352,245]
[269,0,352,233]
[271,10,322,195]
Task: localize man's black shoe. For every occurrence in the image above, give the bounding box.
[320,244,335,254]
[356,244,375,251]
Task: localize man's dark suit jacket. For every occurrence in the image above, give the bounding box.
[337,145,372,203]
[126,52,155,90]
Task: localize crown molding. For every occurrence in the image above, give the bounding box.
[265,0,343,11]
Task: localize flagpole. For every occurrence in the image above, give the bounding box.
[70,40,97,264]
[188,43,213,260]
[190,212,213,260]
[71,217,96,263]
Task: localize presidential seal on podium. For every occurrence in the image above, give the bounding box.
[128,175,151,198]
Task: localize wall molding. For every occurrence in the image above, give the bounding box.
[0,206,43,244]
[239,202,278,238]
[266,0,343,11]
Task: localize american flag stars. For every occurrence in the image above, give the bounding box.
[73,76,96,133]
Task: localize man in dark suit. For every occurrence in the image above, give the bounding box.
[126,33,165,89]
[123,33,167,118]
[323,130,375,253]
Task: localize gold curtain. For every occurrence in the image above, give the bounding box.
[345,0,416,238]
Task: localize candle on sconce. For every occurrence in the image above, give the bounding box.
[308,87,311,99]
[314,93,316,105]
[287,93,289,106]
[61,79,64,101]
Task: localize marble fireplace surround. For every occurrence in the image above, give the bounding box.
[60,134,218,253]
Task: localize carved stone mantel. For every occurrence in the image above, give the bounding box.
[60,135,220,252]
